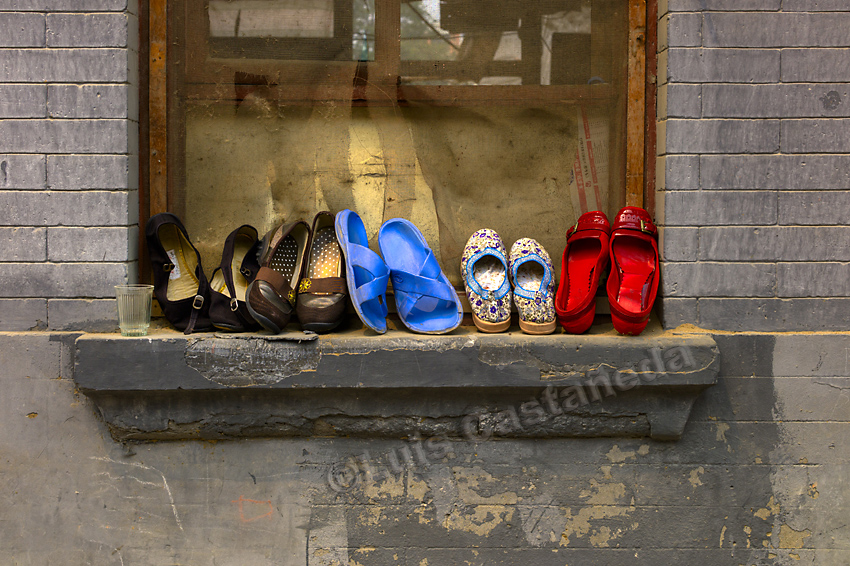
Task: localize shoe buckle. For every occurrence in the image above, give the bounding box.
[163,263,175,272]
[299,278,312,293]
[639,219,652,233]
[287,289,297,305]
[230,298,239,312]
[192,295,205,310]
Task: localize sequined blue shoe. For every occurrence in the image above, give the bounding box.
[509,238,557,335]
[461,229,511,333]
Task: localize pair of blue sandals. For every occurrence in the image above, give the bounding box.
[335,209,462,334]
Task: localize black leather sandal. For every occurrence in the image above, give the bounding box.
[145,212,212,334]
[209,225,262,332]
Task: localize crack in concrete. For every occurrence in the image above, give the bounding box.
[812,379,850,391]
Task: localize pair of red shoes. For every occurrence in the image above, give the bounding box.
[555,207,659,336]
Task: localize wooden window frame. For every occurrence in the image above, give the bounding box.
[139,0,656,282]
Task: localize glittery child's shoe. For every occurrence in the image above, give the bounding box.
[461,229,511,333]
[509,238,557,335]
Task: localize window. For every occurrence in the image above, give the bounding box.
[141,0,652,291]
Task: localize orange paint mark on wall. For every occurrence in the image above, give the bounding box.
[232,495,273,522]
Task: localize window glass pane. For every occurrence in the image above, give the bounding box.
[401,0,601,86]
[168,0,629,290]
[207,0,375,61]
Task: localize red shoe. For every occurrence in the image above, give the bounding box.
[555,211,610,334]
[606,207,659,336]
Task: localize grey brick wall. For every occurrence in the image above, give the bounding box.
[0,1,137,331]
[658,0,850,331]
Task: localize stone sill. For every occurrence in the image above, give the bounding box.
[73,319,719,442]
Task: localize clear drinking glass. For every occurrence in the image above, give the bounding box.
[115,284,154,336]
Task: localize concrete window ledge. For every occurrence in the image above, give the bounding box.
[73,321,719,442]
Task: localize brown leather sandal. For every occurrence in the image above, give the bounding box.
[246,220,310,334]
[295,211,348,333]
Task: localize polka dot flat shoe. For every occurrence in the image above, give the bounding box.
[246,220,310,334]
[295,211,348,334]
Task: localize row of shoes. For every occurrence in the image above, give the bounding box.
[146,211,349,335]
[461,207,659,337]
[145,206,658,337]
[145,209,464,335]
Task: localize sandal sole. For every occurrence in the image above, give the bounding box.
[519,319,557,335]
[335,210,388,334]
[472,312,510,333]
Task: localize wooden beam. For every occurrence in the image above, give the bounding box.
[183,83,615,107]
[148,0,168,215]
[374,0,401,86]
[644,0,659,216]
[626,0,647,208]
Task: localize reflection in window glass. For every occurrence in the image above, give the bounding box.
[352,0,375,60]
[207,0,375,61]
[400,1,459,61]
[401,0,593,86]
[209,0,335,38]
[171,0,628,290]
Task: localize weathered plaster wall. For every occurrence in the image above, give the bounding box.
[2,332,848,565]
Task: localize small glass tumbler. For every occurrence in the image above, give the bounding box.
[115,284,154,336]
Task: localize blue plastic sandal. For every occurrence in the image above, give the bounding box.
[378,218,462,334]
[335,209,389,333]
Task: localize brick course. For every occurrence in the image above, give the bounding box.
[0,155,46,189]
[0,12,44,47]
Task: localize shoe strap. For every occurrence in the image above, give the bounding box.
[347,242,389,278]
[224,231,260,297]
[353,274,389,318]
[511,253,552,301]
[614,210,657,236]
[391,270,457,303]
[567,212,610,237]
[256,266,297,306]
[464,249,510,301]
[390,250,458,320]
[298,277,346,295]
[344,241,390,315]
[184,265,209,335]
